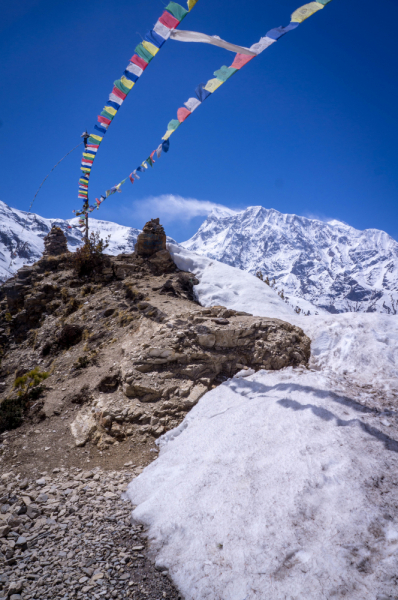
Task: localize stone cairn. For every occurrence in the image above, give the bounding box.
[135,218,166,258]
[42,226,69,257]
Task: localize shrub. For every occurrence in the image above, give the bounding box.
[0,368,49,432]
[72,231,110,278]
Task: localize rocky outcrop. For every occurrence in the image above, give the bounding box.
[70,305,310,449]
[42,226,69,257]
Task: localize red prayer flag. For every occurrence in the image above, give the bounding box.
[98,115,111,126]
[177,107,191,123]
[130,54,149,70]
[159,11,180,29]
[112,86,127,100]
[129,173,135,184]
[230,53,254,70]
[150,150,156,162]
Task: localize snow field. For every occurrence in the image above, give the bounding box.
[128,368,398,599]
[127,245,398,599]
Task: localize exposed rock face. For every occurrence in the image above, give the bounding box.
[42,226,69,257]
[71,306,310,449]
[135,218,166,258]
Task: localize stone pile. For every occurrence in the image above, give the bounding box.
[0,468,180,600]
[135,219,166,259]
[42,227,69,258]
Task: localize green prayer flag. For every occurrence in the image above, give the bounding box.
[214,66,238,82]
[167,119,180,132]
[88,136,101,145]
[165,2,188,21]
[146,157,154,167]
[135,43,154,64]
[114,79,131,95]
[101,109,114,120]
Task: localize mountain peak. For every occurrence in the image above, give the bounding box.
[183,205,398,314]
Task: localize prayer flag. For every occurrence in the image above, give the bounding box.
[195,83,212,102]
[291,2,324,22]
[177,107,191,122]
[188,0,198,10]
[184,97,201,112]
[135,43,154,64]
[125,62,143,78]
[167,119,180,131]
[129,173,135,184]
[250,36,276,54]
[105,101,120,111]
[159,10,180,30]
[153,21,172,40]
[142,40,159,57]
[146,156,154,167]
[131,54,149,70]
[266,22,299,40]
[230,53,254,69]
[162,139,170,153]
[123,70,139,84]
[94,124,107,135]
[145,29,166,49]
[133,170,140,179]
[112,83,128,98]
[120,76,135,90]
[156,144,162,158]
[98,116,111,126]
[214,66,238,82]
[150,150,156,161]
[109,93,124,105]
[102,105,117,117]
[165,2,188,22]
[204,78,224,93]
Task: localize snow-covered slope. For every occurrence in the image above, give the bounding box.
[182,206,398,314]
[127,246,398,600]
[0,200,140,282]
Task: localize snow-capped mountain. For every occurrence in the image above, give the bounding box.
[0,200,142,282]
[182,206,398,314]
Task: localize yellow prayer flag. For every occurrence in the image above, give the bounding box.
[188,0,198,10]
[291,2,323,23]
[204,78,224,93]
[103,105,117,116]
[83,153,95,159]
[162,129,174,141]
[142,41,159,57]
[90,134,103,142]
[121,76,135,90]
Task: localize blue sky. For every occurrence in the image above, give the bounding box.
[1,0,397,243]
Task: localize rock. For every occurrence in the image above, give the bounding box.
[70,409,97,447]
[0,525,10,537]
[7,581,23,595]
[183,384,208,409]
[35,478,46,486]
[26,504,41,519]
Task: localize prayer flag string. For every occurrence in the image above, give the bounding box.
[74,0,333,221]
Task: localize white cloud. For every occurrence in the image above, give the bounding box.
[129,194,237,223]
